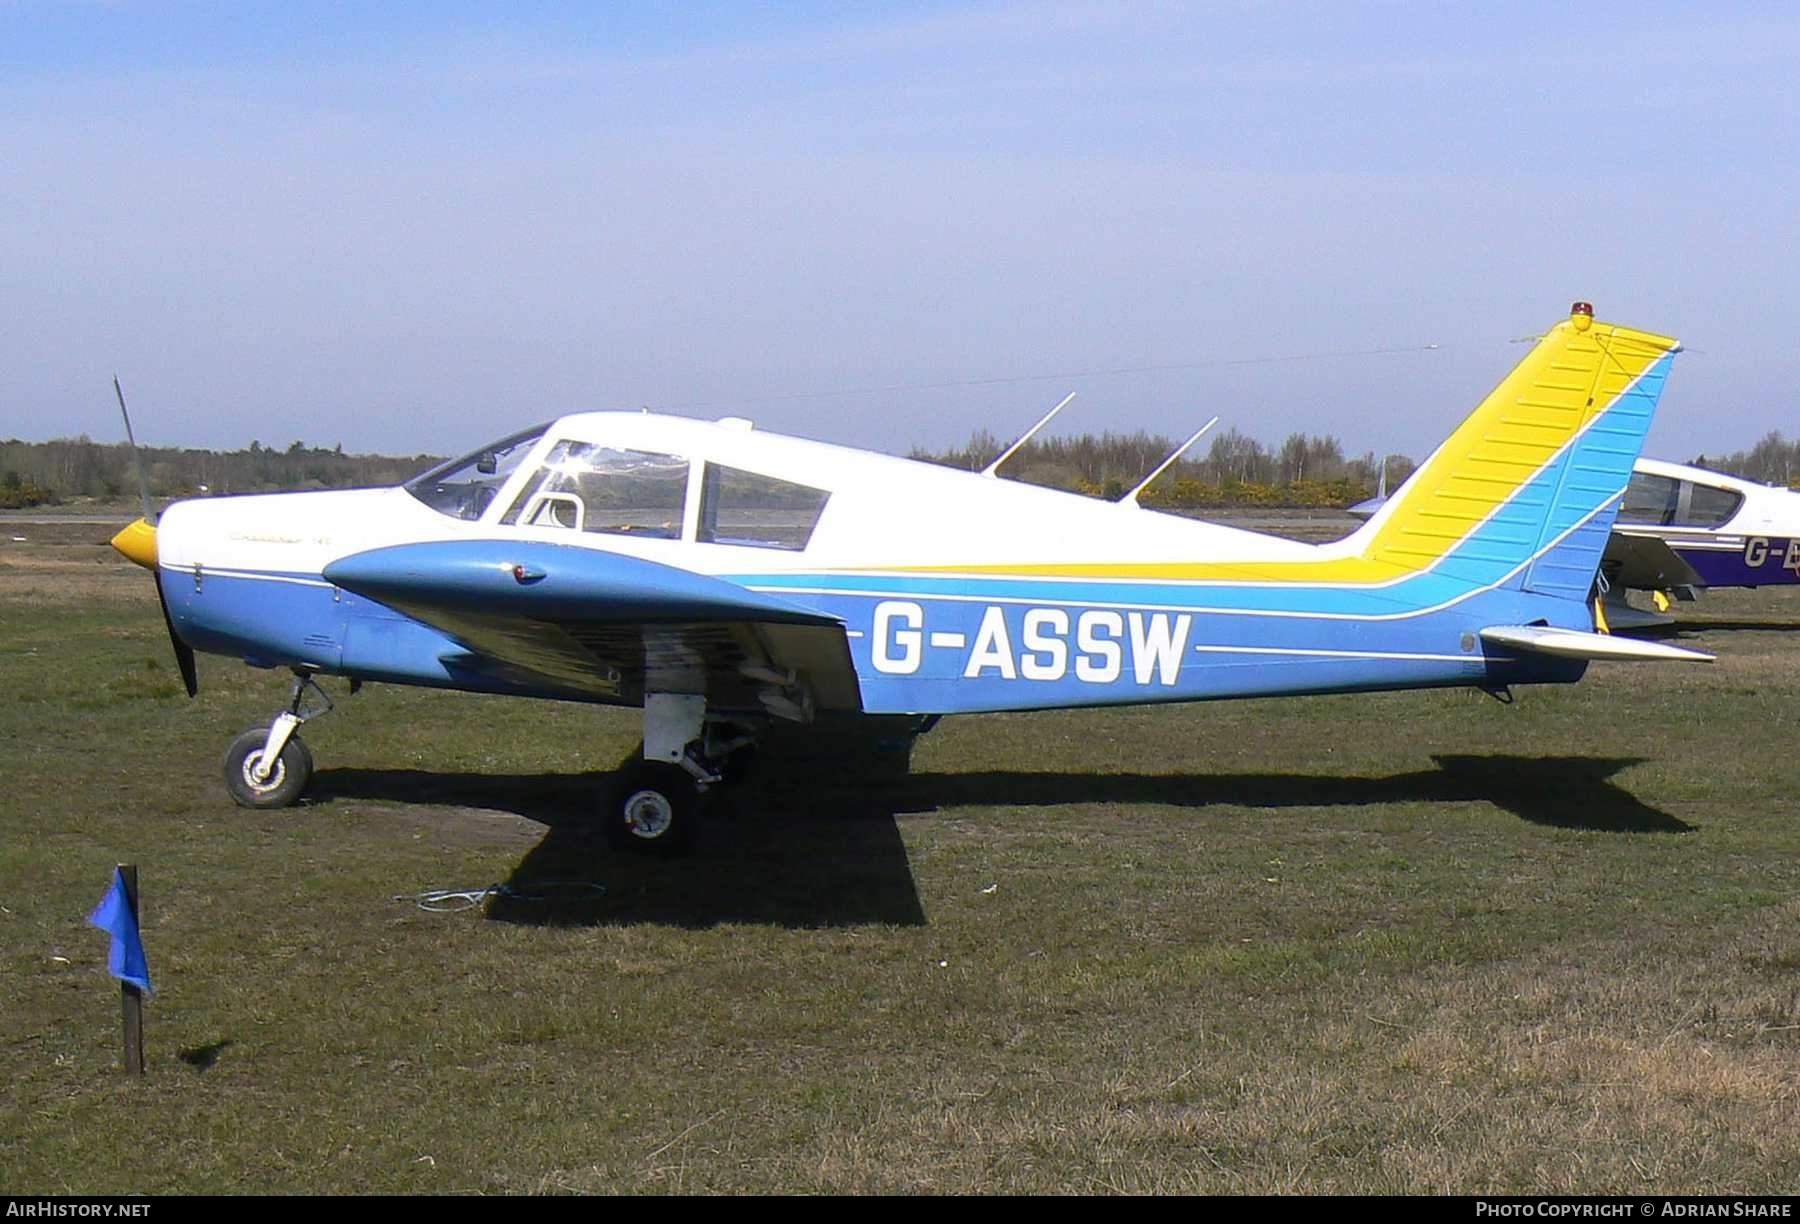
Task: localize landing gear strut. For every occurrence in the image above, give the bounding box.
[222,670,335,809]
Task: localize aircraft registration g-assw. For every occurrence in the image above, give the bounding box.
[112,303,1701,851]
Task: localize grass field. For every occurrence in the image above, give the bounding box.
[2,519,1799,1194]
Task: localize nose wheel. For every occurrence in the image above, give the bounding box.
[223,726,314,809]
[221,670,337,809]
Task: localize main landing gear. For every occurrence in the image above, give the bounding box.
[222,670,337,809]
[601,695,762,856]
[213,674,780,852]
[605,759,700,855]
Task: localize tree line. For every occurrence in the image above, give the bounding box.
[1695,431,1800,487]
[913,428,1419,509]
[4,425,1795,513]
[915,425,1800,507]
[0,437,440,510]
[4,428,1411,512]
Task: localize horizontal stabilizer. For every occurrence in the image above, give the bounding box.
[1480,625,1711,663]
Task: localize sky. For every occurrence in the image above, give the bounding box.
[1,1,1795,464]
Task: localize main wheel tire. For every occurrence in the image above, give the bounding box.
[223,727,314,809]
[604,760,698,855]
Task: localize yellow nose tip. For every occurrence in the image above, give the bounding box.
[110,517,158,569]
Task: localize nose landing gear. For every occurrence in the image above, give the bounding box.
[223,725,314,809]
[222,671,337,809]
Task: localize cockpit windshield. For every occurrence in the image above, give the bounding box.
[405,425,548,520]
[501,441,690,538]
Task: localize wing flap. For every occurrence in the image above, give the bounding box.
[1480,625,1711,662]
[1605,531,1705,591]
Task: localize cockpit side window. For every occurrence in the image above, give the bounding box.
[697,465,831,551]
[1618,471,1745,530]
[1618,472,1679,526]
[405,425,548,521]
[503,441,690,539]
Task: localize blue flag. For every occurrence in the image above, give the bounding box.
[88,867,152,995]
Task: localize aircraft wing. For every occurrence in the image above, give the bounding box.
[1603,530,1705,591]
[322,540,862,714]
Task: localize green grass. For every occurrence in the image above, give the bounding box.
[2,523,1799,1193]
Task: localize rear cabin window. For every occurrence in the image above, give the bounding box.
[1674,482,1743,528]
[697,465,830,551]
[503,442,689,539]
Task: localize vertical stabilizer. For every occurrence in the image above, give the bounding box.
[1345,304,1680,596]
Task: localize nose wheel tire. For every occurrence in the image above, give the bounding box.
[605,761,698,855]
[223,727,314,809]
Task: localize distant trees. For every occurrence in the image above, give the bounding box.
[0,437,443,507]
[913,427,1418,509]
[0,467,54,509]
[914,419,1800,510]
[8,423,1795,514]
[1698,431,1800,487]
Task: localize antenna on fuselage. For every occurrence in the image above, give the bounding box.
[1121,416,1220,507]
[980,392,1076,478]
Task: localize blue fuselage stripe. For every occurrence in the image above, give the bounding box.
[161,565,1589,714]
[158,349,1676,716]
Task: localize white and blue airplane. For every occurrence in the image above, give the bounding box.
[1602,457,1800,625]
[111,303,1702,851]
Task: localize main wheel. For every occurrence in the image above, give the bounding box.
[604,760,698,855]
[223,727,314,809]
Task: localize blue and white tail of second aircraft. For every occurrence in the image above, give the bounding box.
[748,303,1704,714]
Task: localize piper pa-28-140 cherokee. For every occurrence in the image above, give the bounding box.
[110,303,1704,852]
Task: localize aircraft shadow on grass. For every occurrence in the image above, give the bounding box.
[310,765,931,930]
[1649,619,1800,636]
[313,752,1684,929]
[903,754,1689,835]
